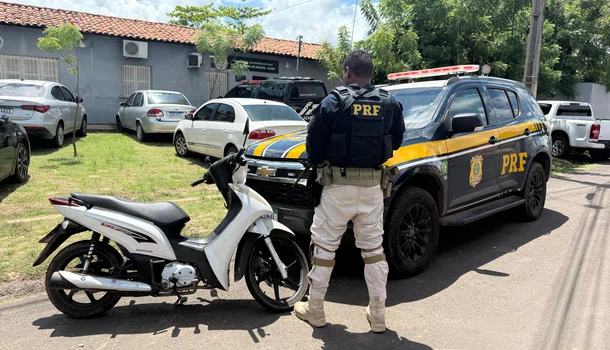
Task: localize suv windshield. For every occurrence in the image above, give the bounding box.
[390,87,443,128]
[243,104,304,122]
[0,83,45,97]
[148,92,190,105]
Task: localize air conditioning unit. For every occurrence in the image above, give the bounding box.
[188,53,203,68]
[123,40,148,59]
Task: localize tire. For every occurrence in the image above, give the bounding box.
[384,187,440,278]
[589,149,610,162]
[245,235,309,313]
[45,241,122,319]
[174,132,189,157]
[116,116,123,133]
[77,116,87,137]
[519,162,547,221]
[53,122,64,148]
[224,145,238,157]
[136,122,147,142]
[11,141,29,183]
[551,135,569,158]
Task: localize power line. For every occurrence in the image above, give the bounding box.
[266,0,320,15]
[350,0,359,48]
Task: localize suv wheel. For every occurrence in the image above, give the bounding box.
[589,149,610,162]
[519,162,547,221]
[384,187,440,278]
[551,135,569,157]
[53,122,64,148]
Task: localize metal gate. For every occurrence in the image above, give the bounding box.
[205,71,228,100]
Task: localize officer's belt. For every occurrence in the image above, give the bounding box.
[330,166,382,186]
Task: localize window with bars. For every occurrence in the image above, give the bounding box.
[0,55,59,82]
[122,65,152,97]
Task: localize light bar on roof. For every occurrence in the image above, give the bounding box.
[388,65,480,81]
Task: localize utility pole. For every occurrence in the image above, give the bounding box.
[523,0,546,98]
[296,35,303,71]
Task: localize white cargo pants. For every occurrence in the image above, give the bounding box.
[308,184,389,303]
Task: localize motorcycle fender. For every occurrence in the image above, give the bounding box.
[233,219,296,282]
[32,220,87,267]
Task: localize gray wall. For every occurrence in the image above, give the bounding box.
[0,24,338,124]
[540,82,610,119]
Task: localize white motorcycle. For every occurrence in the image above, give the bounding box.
[33,148,309,318]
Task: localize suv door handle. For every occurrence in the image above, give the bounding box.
[489,136,497,145]
[524,128,531,136]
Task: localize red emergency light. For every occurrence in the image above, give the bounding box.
[387,65,480,81]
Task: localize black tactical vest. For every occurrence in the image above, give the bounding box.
[328,85,394,168]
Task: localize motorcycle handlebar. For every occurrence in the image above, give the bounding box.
[191,178,205,187]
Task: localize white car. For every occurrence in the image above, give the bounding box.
[116,90,195,142]
[537,101,607,159]
[0,79,87,147]
[173,98,307,158]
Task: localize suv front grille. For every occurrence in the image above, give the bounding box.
[247,179,313,207]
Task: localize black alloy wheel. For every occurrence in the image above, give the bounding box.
[398,204,433,262]
[519,162,547,221]
[12,142,29,183]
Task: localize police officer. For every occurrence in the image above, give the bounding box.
[294,50,405,333]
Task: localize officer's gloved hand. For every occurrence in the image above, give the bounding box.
[306,168,323,207]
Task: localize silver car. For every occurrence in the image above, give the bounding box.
[116,90,195,142]
[0,80,87,148]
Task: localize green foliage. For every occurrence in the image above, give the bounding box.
[37,23,83,72]
[167,3,271,31]
[316,26,351,82]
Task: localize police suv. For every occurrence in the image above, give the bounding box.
[244,65,552,277]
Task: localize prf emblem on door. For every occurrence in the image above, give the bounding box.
[469,155,484,187]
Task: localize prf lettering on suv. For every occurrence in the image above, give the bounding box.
[244,65,552,278]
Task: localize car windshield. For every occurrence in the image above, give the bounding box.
[0,83,45,97]
[243,104,304,122]
[389,87,444,129]
[148,92,190,105]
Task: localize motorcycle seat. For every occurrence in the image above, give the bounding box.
[71,192,190,228]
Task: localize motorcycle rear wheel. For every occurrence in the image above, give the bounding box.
[245,236,309,313]
[45,241,122,318]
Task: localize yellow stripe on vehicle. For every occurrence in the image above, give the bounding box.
[384,140,447,167]
[498,121,537,140]
[285,143,307,159]
[446,129,498,153]
[252,133,296,157]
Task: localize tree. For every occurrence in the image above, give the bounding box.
[195,21,265,99]
[316,26,351,83]
[168,3,271,30]
[37,23,83,157]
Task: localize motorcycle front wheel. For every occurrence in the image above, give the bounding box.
[245,235,309,313]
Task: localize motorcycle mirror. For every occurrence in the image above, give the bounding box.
[204,156,212,169]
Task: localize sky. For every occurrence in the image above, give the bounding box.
[10,0,372,44]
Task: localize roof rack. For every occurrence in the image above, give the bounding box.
[388,65,480,81]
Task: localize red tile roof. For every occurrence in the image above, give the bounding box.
[0,1,321,59]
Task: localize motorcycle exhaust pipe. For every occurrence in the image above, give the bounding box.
[49,271,152,293]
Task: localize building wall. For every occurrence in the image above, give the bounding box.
[0,24,338,124]
[540,82,610,119]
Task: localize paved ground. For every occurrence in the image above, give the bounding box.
[1,164,609,350]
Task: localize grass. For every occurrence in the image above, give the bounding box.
[551,155,596,174]
[0,133,226,282]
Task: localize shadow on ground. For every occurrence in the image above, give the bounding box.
[312,324,432,349]
[324,208,569,307]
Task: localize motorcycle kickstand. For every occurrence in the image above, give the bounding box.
[170,277,187,306]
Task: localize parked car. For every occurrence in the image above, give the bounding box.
[0,79,87,148]
[173,98,307,158]
[0,113,30,183]
[116,90,195,142]
[243,66,552,277]
[537,101,610,160]
[224,80,262,98]
[252,77,328,113]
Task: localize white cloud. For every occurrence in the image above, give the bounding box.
[11,0,371,44]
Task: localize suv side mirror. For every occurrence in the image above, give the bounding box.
[451,113,483,134]
[185,113,194,120]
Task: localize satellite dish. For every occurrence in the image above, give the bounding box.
[481,64,492,76]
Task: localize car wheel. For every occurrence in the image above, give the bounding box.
[519,162,547,221]
[77,117,87,137]
[116,116,123,133]
[136,123,147,142]
[224,145,238,157]
[11,142,29,183]
[589,149,610,162]
[53,122,64,148]
[174,133,189,157]
[384,186,440,278]
[551,135,569,158]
